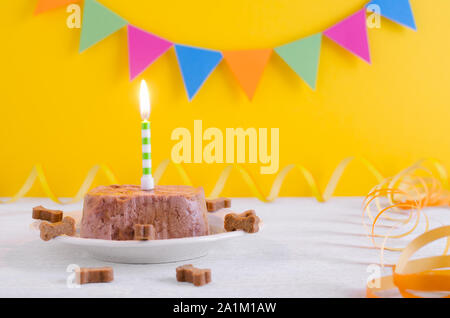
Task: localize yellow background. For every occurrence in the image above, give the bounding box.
[1,0,450,198]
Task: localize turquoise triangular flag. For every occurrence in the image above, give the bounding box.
[174,45,222,100]
[367,0,416,30]
[80,0,128,52]
[275,33,322,90]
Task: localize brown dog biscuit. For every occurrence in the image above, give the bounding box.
[39,216,76,241]
[224,210,260,233]
[239,209,258,219]
[176,264,211,287]
[176,264,194,282]
[206,197,231,212]
[32,205,63,223]
[134,224,156,240]
[76,267,114,285]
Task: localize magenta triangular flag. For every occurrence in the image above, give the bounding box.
[324,9,371,64]
[128,25,173,80]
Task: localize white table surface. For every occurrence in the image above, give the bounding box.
[0,197,448,298]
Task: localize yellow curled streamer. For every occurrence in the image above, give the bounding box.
[367,226,450,298]
[1,157,447,204]
[153,159,193,187]
[0,164,118,204]
[207,156,384,202]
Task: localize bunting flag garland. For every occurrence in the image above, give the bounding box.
[79,0,128,53]
[275,33,322,90]
[366,0,416,31]
[35,0,419,100]
[34,0,80,15]
[324,9,371,64]
[174,45,223,100]
[127,25,173,80]
[223,49,272,99]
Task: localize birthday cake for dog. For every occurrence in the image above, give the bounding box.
[80,185,209,240]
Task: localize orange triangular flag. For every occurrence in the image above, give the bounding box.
[34,0,80,15]
[223,49,272,100]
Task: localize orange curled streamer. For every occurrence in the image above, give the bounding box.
[367,226,450,298]
[363,160,450,253]
[364,161,450,297]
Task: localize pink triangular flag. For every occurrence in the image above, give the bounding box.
[324,9,371,64]
[128,25,173,80]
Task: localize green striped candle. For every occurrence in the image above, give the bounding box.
[140,80,154,190]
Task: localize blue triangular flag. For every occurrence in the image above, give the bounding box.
[367,0,416,31]
[174,45,223,100]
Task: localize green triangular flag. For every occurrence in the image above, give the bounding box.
[79,0,128,52]
[275,33,322,90]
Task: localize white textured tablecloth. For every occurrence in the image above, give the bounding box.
[0,197,448,298]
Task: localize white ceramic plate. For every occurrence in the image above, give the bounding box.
[32,210,263,264]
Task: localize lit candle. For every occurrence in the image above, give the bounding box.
[140,80,154,190]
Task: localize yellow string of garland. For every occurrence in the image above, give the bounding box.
[1,157,447,204]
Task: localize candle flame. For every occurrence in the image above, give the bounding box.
[140,80,151,120]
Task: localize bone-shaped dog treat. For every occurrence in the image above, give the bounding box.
[224,210,260,233]
[176,264,211,287]
[39,216,76,241]
[134,224,156,240]
[32,205,63,223]
[206,197,231,212]
[76,267,114,285]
